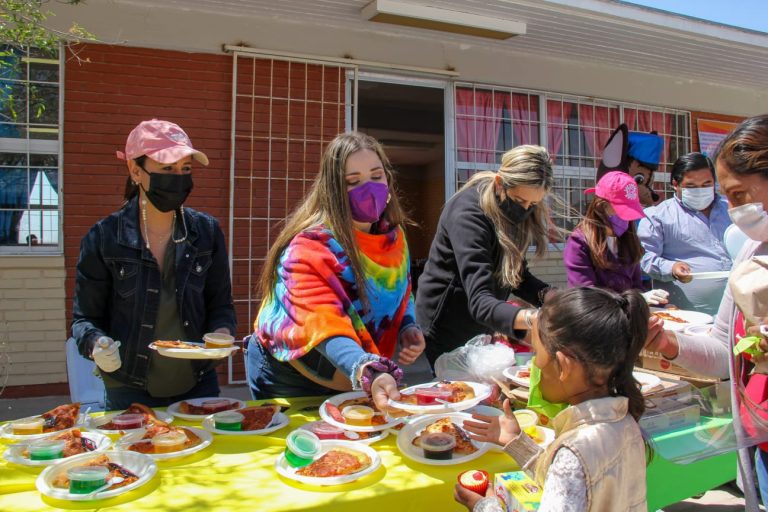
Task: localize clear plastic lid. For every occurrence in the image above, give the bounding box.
[67,465,109,482]
[212,411,244,424]
[420,432,457,452]
[286,429,321,458]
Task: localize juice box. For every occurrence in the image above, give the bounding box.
[494,471,542,511]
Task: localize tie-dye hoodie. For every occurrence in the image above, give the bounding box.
[255,224,414,361]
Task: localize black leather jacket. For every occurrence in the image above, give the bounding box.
[71,197,236,388]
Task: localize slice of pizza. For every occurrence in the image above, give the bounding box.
[412,418,477,455]
[21,429,97,459]
[295,448,371,477]
[99,403,166,430]
[41,402,81,433]
[653,312,686,323]
[153,340,201,349]
[51,454,139,490]
[178,399,239,415]
[442,381,476,402]
[239,405,281,431]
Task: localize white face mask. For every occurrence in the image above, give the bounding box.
[729,202,768,242]
[681,187,714,211]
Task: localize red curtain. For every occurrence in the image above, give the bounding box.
[456,88,508,163]
[547,100,574,157]
[512,94,537,146]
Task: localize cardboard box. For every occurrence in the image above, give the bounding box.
[638,365,721,389]
[641,373,694,402]
[495,471,542,512]
[639,396,701,434]
[638,350,721,386]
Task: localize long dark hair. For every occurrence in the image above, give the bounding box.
[257,132,410,309]
[122,155,147,204]
[537,287,649,421]
[714,114,768,179]
[670,152,714,185]
[577,197,643,270]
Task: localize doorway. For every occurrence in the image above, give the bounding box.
[355,78,446,288]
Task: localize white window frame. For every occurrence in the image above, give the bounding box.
[0,48,63,255]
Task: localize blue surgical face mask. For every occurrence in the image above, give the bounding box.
[608,214,629,237]
[681,187,715,211]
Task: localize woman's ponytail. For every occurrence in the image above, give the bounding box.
[610,289,650,421]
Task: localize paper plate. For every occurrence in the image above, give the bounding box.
[634,371,663,395]
[274,440,381,486]
[683,324,713,336]
[86,411,174,435]
[201,411,290,436]
[531,426,555,448]
[502,366,531,388]
[388,382,492,414]
[166,397,246,421]
[114,427,212,460]
[319,391,403,432]
[149,341,238,360]
[3,432,112,467]
[688,271,730,280]
[651,308,714,331]
[299,421,388,445]
[36,451,157,501]
[396,412,490,466]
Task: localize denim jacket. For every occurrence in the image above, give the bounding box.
[71,197,236,388]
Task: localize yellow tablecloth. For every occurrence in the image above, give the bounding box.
[0,397,518,511]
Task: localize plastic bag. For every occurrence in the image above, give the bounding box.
[434,334,516,384]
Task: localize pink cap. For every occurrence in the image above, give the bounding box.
[584,171,644,221]
[116,119,209,166]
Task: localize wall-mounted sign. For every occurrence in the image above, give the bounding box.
[697,119,739,156]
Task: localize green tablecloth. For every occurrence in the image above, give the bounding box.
[0,397,737,511]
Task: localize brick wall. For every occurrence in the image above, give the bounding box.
[0,257,67,389]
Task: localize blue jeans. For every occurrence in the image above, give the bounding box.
[756,448,768,508]
[246,338,336,399]
[104,369,220,411]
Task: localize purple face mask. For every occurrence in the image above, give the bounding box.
[608,214,629,237]
[348,181,389,223]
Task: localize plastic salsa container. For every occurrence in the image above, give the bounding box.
[67,465,109,494]
[203,332,235,349]
[300,421,360,441]
[151,430,188,453]
[421,432,456,460]
[412,388,454,405]
[200,399,234,414]
[111,413,145,430]
[29,439,66,460]
[213,411,244,431]
[11,417,45,435]
[284,429,320,468]
[341,405,375,426]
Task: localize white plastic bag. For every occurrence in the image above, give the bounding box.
[434,334,516,384]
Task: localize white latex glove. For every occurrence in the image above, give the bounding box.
[642,289,670,306]
[91,336,121,373]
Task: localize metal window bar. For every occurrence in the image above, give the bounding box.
[228,51,357,384]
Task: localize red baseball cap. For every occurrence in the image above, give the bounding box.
[584,171,645,221]
[116,119,209,165]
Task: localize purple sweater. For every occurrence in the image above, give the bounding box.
[563,229,642,293]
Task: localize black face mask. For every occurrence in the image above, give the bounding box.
[499,195,533,224]
[139,167,193,212]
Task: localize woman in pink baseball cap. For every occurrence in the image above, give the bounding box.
[71,119,236,410]
[563,171,668,304]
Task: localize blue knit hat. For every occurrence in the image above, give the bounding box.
[627,132,663,170]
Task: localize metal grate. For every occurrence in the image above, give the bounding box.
[228,52,357,383]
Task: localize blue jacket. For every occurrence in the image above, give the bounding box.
[71,196,236,388]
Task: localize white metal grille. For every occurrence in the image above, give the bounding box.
[227,51,357,383]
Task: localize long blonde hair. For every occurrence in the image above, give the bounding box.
[258,132,409,308]
[463,145,554,289]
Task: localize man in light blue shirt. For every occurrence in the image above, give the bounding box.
[638,152,732,315]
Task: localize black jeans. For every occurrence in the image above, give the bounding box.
[104,369,220,411]
[246,338,336,399]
